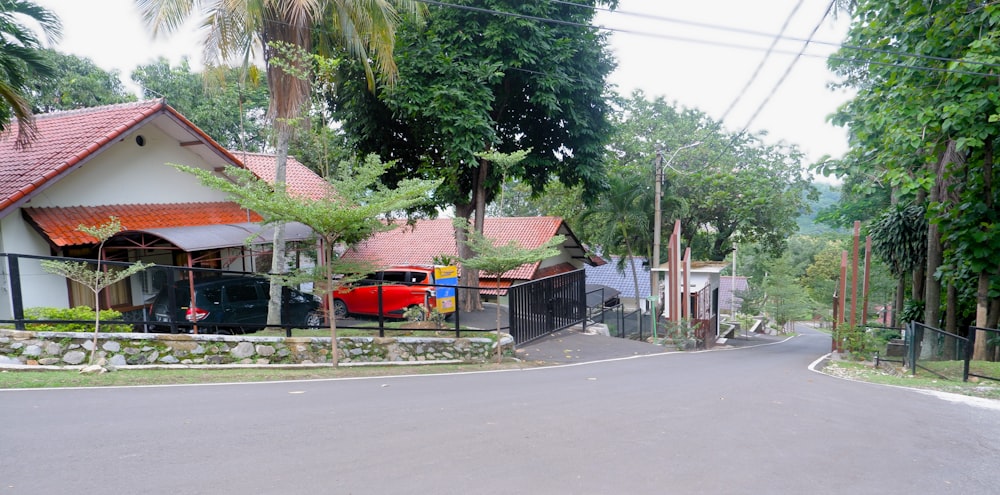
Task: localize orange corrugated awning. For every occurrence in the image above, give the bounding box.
[23,203,263,246]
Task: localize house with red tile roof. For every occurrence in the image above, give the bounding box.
[341,216,597,291]
[0,100,325,319]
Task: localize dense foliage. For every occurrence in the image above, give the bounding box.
[820,0,1000,342]
[30,50,133,112]
[330,0,618,221]
[132,58,270,152]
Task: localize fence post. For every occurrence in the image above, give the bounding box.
[377,284,385,337]
[964,326,974,382]
[7,254,24,330]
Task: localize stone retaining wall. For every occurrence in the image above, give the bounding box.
[0,329,512,367]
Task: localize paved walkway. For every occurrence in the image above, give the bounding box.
[512,325,790,364]
[457,303,792,364]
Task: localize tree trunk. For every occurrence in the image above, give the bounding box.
[893,275,904,328]
[973,273,990,360]
[324,238,339,366]
[924,141,958,328]
[455,203,482,312]
[623,234,643,315]
[973,140,994,360]
[266,128,290,326]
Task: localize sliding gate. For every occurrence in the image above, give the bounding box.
[508,269,586,346]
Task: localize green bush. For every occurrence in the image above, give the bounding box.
[24,306,132,333]
[834,325,880,360]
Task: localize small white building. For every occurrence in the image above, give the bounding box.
[652,261,727,340]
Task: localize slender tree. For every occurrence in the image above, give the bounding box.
[40,217,151,365]
[580,170,659,309]
[456,218,564,362]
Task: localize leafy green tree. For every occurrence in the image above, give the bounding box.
[609,91,815,262]
[760,253,813,332]
[869,204,927,326]
[40,217,151,365]
[800,240,844,306]
[30,50,133,112]
[136,0,424,326]
[330,0,617,309]
[174,155,441,366]
[485,180,587,224]
[456,218,564,362]
[0,0,60,147]
[132,58,269,152]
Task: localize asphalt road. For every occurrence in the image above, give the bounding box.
[3,324,999,494]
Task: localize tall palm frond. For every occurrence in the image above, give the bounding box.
[0,0,61,148]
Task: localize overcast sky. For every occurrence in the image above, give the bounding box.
[35,0,851,169]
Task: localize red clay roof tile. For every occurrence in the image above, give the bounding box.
[234,151,330,200]
[342,217,567,280]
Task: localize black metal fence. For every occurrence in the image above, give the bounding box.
[590,303,653,341]
[967,326,1000,383]
[865,324,905,367]
[906,322,970,381]
[0,252,497,338]
[508,269,586,346]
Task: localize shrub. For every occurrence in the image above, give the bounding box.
[24,306,132,333]
[834,325,879,360]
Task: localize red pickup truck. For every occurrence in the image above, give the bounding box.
[332,265,448,319]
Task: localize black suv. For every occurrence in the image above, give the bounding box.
[149,276,322,334]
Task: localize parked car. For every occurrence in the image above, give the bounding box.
[149,275,322,334]
[333,265,453,319]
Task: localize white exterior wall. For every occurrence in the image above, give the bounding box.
[0,215,66,319]
[25,125,230,208]
[536,236,582,270]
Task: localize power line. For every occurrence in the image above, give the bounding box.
[740,0,836,132]
[551,0,1000,73]
[412,0,1000,78]
[718,0,806,123]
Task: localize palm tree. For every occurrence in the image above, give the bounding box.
[0,0,61,148]
[134,0,423,326]
[582,171,652,309]
[583,169,687,311]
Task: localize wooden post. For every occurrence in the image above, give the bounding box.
[838,251,848,352]
[831,293,839,352]
[850,221,860,329]
[682,248,691,319]
[669,230,678,322]
[861,236,872,329]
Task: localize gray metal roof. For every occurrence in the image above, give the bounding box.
[585,256,651,298]
[136,222,314,251]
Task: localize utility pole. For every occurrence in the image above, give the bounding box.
[650,142,702,318]
[651,148,664,314]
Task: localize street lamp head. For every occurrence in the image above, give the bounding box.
[661,141,703,174]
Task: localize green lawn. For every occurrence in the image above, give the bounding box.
[0,359,537,389]
[823,360,1000,400]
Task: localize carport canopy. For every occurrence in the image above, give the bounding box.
[131,222,314,251]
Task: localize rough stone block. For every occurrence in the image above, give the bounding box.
[62,350,86,365]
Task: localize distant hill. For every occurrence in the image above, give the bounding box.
[797,183,843,235]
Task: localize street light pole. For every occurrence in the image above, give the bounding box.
[651,141,702,318]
